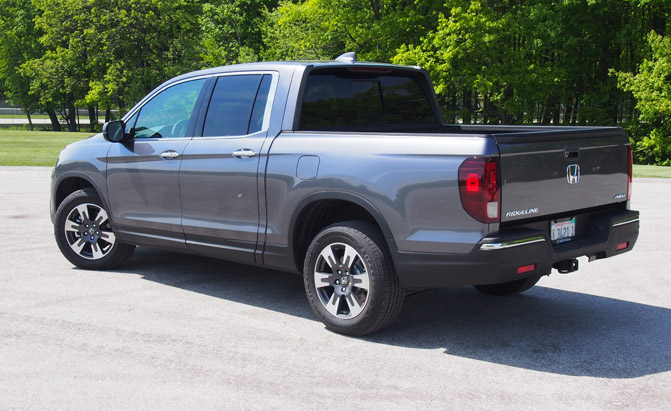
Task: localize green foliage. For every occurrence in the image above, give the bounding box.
[262,0,345,60]
[0,0,670,163]
[263,0,442,62]
[200,0,278,66]
[0,0,43,118]
[393,0,654,126]
[615,32,671,165]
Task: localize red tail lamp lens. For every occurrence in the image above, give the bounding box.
[459,157,500,223]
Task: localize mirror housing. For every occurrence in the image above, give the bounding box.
[102,120,126,143]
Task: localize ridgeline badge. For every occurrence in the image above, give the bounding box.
[505,208,539,218]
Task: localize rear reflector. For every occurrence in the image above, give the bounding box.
[616,242,629,251]
[517,264,536,274]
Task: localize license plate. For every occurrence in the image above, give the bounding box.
[551,217,575,243]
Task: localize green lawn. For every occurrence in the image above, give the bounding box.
[1,129,671,177]
[0,129,93,166]
[0,114,51,120]
[632,164,671,178]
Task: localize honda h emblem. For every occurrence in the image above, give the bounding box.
[567,164,580,184]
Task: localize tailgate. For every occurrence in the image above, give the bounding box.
[495,127,630,223]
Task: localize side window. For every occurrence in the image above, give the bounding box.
[249,75,272,134]
[124,111,138,135]
[202,74,272,137]
[132,79,206,139]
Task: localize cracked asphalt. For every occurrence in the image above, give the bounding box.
[1,167,669,410]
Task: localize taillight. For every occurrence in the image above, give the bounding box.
[627,145,633,200]
[458,157,500,223]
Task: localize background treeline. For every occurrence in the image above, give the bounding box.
[0,0,669,164]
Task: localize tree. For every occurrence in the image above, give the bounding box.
[22,0,203,132]
[200,0,278,66]
[263,0,442,62]
[615,32,671,165]
[0,0,54,130]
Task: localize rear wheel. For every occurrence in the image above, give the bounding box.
[473,275,542,296]
[303,221,404,336]
[54,188,135,270]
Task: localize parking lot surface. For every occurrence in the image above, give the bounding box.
[1,167,669,409]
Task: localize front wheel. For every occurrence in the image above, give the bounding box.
[303,221,404,336]
[54,188,135,270]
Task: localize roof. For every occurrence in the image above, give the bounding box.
[167,60,422,85]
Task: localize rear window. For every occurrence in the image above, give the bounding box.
[299,69,436,130]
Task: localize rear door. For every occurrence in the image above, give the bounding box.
[179,73,276,264]
[496,127,630,223]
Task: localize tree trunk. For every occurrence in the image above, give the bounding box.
[88,106,96,132]
[463,89,472,124]
[66,99,77,132]
[24,108,33,131]
[47,109,61,131]
[499,88,513,125]
[105,107,111,123]
[448,91,457,124]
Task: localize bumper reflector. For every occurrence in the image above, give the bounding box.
[616,242,629,251]
[517,264,536,274]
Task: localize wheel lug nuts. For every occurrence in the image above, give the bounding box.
[335,280,340,285]
[341,287,347,292]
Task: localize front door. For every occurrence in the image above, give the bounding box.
[106,78,207,250]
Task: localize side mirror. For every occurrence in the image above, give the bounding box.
[102,120,126,143]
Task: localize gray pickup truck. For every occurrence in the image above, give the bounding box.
[51,56,639,335]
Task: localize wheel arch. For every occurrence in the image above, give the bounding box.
[53,173,105,216]
[288,192,396,273]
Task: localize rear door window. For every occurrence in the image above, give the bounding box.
[201,74,272,137]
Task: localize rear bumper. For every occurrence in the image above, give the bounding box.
[392,208,639,288]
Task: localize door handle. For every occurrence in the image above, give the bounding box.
[232,149,256,159]
[159,150,180,160]
[564,145,580,160]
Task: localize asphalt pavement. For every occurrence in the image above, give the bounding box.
[1,167,669,410]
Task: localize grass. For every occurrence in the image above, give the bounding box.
[0,114,51,120]
[632,164,671,178]
[0,129,93,166]
[1,129,671,177]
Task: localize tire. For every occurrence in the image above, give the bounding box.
[54,188,135,270]
[473,274,542,296]
[303,221,404,336]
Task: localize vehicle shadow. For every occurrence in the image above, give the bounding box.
[120,247,671,379]
[117,247,313,321]
[375,286,671,379]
